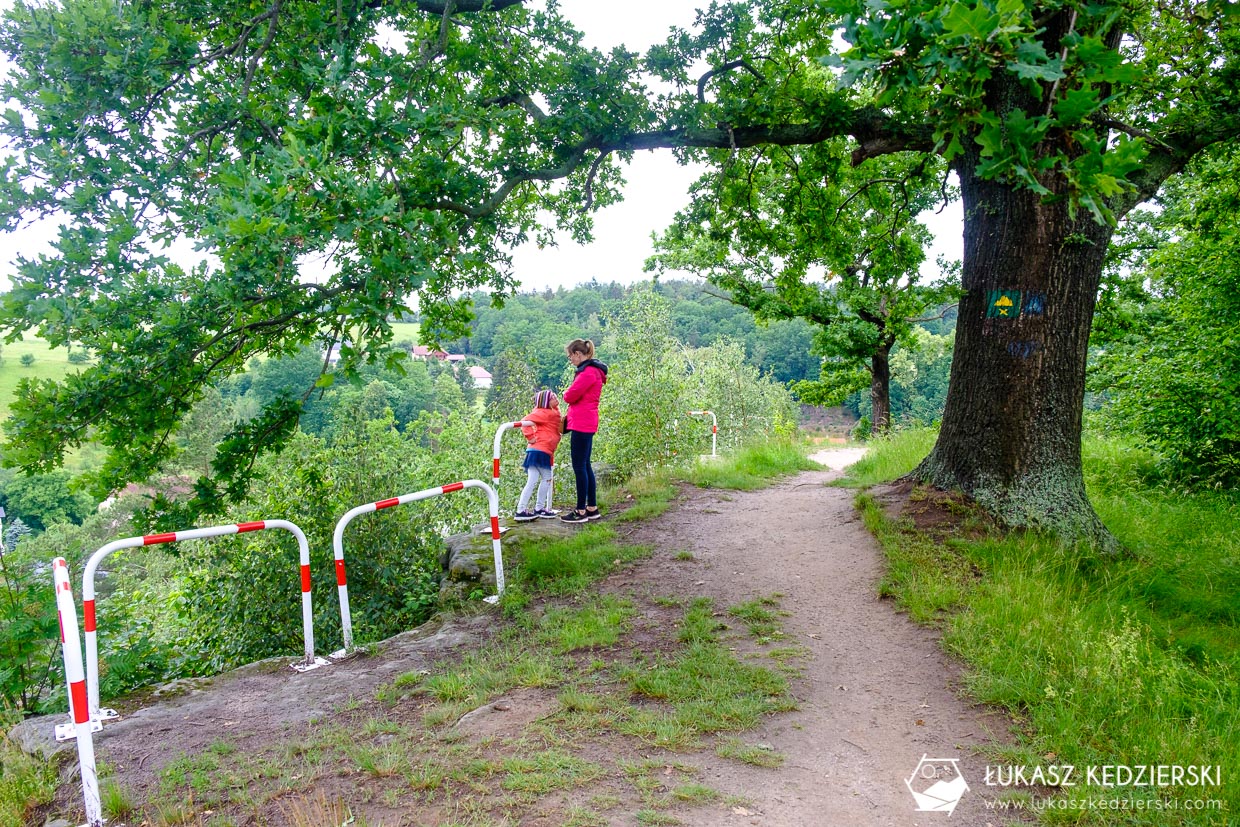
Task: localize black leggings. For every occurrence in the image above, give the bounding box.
[570,430,596,511]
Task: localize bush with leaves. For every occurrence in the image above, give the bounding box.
[598,287,798,475]
[0,542,60,716]
[683,337,798,454]
[0,469,94,533]
[597,287,696,477]
[0,494,159,716]
[1090,145,1240,486]
[169,410,448,675]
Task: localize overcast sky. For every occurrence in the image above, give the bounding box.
[0,0,963,294]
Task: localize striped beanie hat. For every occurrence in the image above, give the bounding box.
[535,389,559,409]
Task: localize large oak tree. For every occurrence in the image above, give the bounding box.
[1,0,1237,542]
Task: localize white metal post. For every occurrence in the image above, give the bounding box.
[52,558,104,827]
[688,410,718,457]
[492,419,556,512]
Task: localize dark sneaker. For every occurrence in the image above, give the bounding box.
[536,509,559,519]
[585,508,602,521]
[513,510,538,522]
[560,510,589,523]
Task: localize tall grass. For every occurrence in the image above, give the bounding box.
[0,735,58,825]
[853,430,1239,824]
[682,437,820,490]
[836,428,937,486]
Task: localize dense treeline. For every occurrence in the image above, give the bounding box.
[440,279,821,388]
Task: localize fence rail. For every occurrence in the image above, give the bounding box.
[81,519,323,723]
[331,479,503,654]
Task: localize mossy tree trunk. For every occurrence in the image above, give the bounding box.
[911,144,1117,549]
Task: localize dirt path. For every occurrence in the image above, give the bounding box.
[612,448,1013,826]
[29,449,1019,826]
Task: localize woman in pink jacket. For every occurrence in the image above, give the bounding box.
[560,338,608,523]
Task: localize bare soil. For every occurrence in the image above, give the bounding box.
[33,449,1021,826]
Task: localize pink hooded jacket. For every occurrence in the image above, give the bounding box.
[563,359,608,434]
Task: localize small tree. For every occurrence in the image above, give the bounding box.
[600,287,695,476]
[650,148,957,436]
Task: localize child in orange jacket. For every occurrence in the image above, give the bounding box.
[513,389,564,521]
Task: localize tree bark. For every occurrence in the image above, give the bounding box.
[911,146,1118,550]
[870,341,892,437]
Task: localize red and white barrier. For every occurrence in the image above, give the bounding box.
[492,420,534,483]
[688,410,718,457]
[52,558,104,827]
[331,479,503,654]
[493,419,557,511]
[82,520,324,723]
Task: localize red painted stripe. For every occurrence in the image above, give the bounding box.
[442,481,464,493]
[493,458,501,478]
[300,564,312,593]
[375,497,400,510]
[70,680,89,723]
[335,559,347,587]
[59,580,70,593]
[236,521,265,533]
[490,516,500,539]
[512,421,522,428]
[84,600,96,632]
[712,425,718,433]
[144,532,178,545]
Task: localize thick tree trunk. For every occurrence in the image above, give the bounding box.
[870,341,892,437]
[911,154,1117,549]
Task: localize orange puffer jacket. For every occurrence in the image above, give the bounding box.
[521,405,563,457]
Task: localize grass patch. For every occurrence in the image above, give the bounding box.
[610,468,680,522]
[856,433,1240,825]
[515,523,651,594]
[535,595,635,652]
[101,779,138,819]
[715,737,785,768]
[280,793,357,827]
[500,749,606,793]
[0,735,58,826]
[836,428,938,487]
[670,782,720,803]
[619,598,796,741]
[683,438,820,491]
[728,595,787,641]
[422,647,564,706]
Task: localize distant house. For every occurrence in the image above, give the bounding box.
[468,366,493,389]
[410,345,457,362]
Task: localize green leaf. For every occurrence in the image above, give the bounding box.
[1053,85,1102,126]
[941,1,999,40]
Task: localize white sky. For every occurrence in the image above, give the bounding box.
[0,0,962,293]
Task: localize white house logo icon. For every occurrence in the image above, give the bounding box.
[905,755,969,815]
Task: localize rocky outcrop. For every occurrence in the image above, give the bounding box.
[437,516,583,602]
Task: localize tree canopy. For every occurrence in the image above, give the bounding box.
[2,0,1238,539]
[647,143,958,433]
